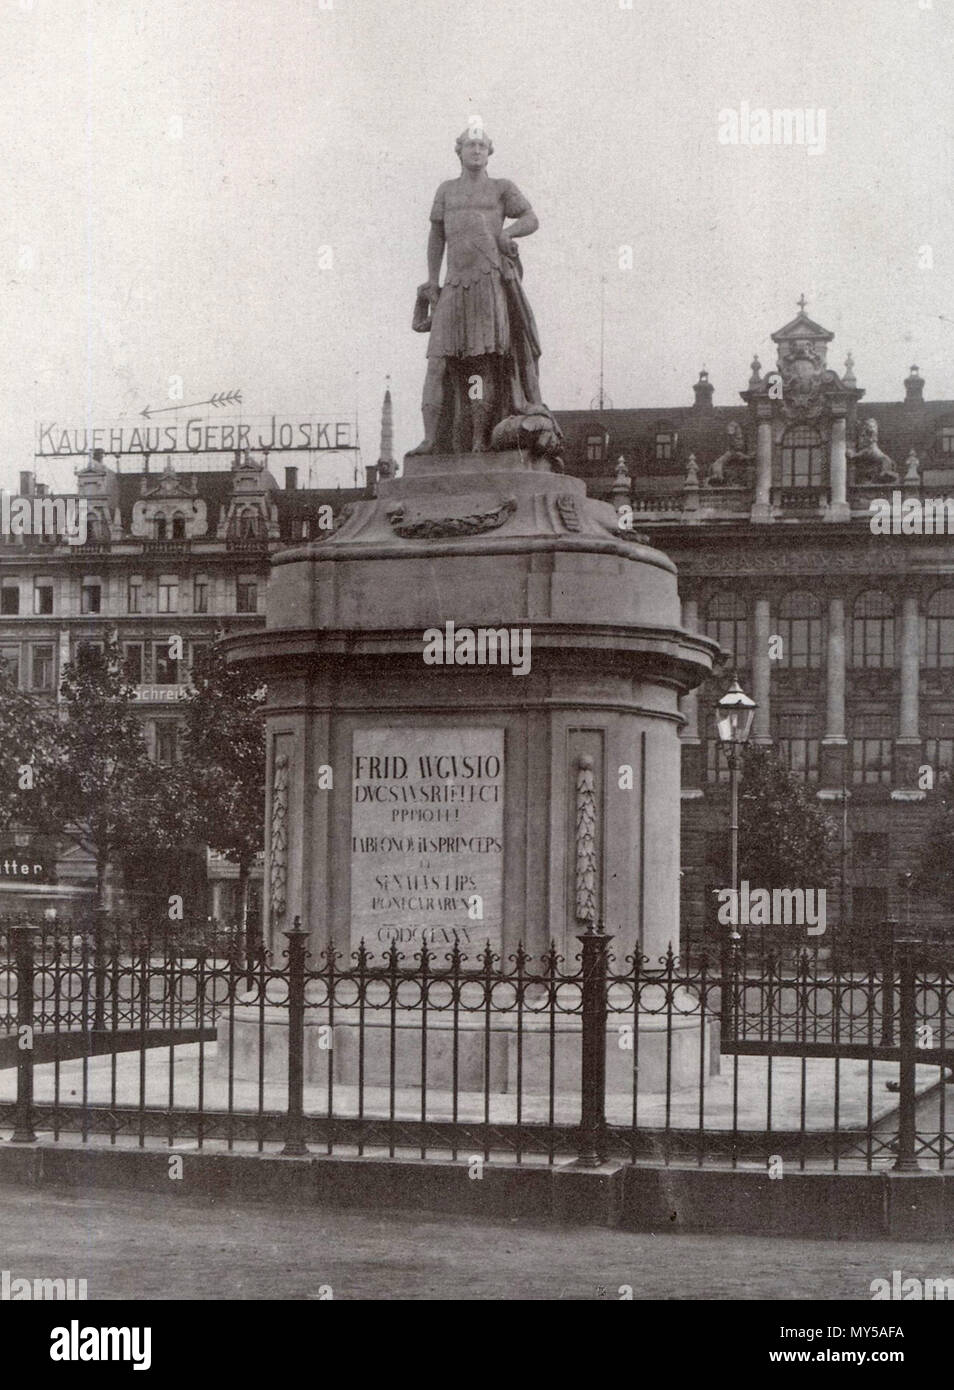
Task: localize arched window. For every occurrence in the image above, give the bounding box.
[705,592,749,668]
[171,513,186,540]
[238,508,259,538]
[154,515,167,541]
[775,592,822,668]
[851,591,894,668]
[925,591,954,668]
[781,425,825,489]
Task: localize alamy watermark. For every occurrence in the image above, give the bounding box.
[1,1268,87,1300]
[422,621,531,676]
[716,880,826,934]
[869,490,954,535]
[1,490,88,544]
[718,103,826,156]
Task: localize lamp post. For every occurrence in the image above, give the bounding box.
[714,678,757,943]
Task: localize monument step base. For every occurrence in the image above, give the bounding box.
[217,1007,719,1096]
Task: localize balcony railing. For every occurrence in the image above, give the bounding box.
[139,539,192,557]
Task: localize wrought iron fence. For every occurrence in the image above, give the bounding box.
[1,915,952,1171]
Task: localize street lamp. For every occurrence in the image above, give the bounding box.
[715,678,757,942]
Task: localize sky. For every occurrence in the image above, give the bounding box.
[2,0,952,495]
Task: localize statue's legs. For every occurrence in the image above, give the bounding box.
[465,354,497,453]
[407,357,447,456]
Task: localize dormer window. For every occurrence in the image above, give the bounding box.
[940,426,954,456]
[155,515,167,540]
[585,432,605,465]
[171,513,186,539]
[655,431,675,462]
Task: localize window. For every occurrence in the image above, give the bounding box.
[155,515,167,540]
[127,576,143,614]
[31,643,54,691]
[655,431,675,462]
[153,646,179,685]
[854,832,889,865]
[939,427,954,455]
[33,578,53,615]
[775,592,823,668]
[1,580,19,615]
[193,575,209,613]
[238,509,260,539]
[851,591,894,668]
[171,514,186,539]
[236,577,258,614]
[705,592,749,668]
[80,579,101,614]
[123,642,144,684]
[774,711,820,781]
[925,714,954,780]
[75,640,104,664]
[851,713,894,785]
[154,723,178,766]
[585,432,605,465]
[781,425,825,489]
[0,645,20,686]
[924,591,954,668]
[157,576,178,614]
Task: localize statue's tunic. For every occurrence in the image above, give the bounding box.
[426,177,532,361]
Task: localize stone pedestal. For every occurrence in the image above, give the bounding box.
[221,448,717,1090]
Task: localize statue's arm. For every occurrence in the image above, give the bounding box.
[506,205,539,239]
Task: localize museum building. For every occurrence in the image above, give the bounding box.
[555,304,954,947]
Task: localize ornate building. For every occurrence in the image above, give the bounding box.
[555,303,954,947]
[0,445,371,920]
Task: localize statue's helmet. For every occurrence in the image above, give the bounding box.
[455,125,494,157]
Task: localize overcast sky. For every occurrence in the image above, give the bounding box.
[3,0,952,496]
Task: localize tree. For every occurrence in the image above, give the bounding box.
[179,644,266,945]
[38,641,185,913]
[737,744,836,888]
[0,655,57,838]
[914,769,954,909]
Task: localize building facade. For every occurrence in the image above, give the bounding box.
[555,304,954,949]
[0,446,370,921]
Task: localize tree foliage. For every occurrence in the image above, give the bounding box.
[737,744,837,888]
[0,656,57,837]
[179,644,266,934]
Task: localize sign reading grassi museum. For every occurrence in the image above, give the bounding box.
[350,728,504,954]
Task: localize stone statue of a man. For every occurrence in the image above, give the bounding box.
[409,125,562,462]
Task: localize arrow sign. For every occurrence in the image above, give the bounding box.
[140,389,242,419]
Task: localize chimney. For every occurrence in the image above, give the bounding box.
[285,465,298,491]
[18,471,34,496]
[693,369,714,411]
[904,365,925,405]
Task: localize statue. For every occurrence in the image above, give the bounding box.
[409,125,563,464]
[848,417,899,485]
[705,421,754,487]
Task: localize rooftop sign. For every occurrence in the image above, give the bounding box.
[35,416,358,458]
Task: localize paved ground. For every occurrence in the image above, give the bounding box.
[0,1181,952,1299]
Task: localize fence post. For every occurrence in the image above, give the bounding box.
[576,920,612,1166]
[892,936,921,1173]
[10,924,38,1144]
[282,916,308,1157]
[91,907,109,1037]
[880,917,898,1049]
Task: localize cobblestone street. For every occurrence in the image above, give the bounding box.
[0,1182,951,1301]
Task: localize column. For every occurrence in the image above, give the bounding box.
[751,409,773,522]
[679,597,703,791]
[895,591,922,795]
[752,595,771,742]
[827,414,849,521]
[820,594,847,789]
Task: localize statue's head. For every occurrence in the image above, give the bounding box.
[455,125,494,163]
